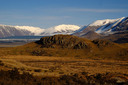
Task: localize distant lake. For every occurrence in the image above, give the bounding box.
[0,36,45,39]
[0,36,49,43]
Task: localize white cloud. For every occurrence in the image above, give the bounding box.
[41,16,71,20]
[0,14,71,21]
[67,8,128,13]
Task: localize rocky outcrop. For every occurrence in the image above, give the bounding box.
[36,35,89,49]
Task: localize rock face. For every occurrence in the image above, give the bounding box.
[92,39,115,48]
[36,35,88,49]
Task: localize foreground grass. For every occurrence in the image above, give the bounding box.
[0,55,128,77]
[0,68,128,85]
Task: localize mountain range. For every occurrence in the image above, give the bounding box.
[0,17,128,43]
[0,24,80,38]
[73,17,128,43]
[74,17,128,36]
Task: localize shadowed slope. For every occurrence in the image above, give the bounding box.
[81,31,102,40]
[102,31,128,43]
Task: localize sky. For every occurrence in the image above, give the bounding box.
[0,0,128,28]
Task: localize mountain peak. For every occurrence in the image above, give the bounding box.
[89,17,125,26]
[41,24,80,36]
[95,17,127,34]
[49,24,80,31]
[14,26,44,35]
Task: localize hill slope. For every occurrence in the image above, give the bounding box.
[0,35,128,60]
[102,31,128,43]
[81,31,102,40]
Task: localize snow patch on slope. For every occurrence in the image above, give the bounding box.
[15,26,44,35]
[95,17,126,34]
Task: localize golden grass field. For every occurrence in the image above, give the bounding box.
[0,35,128,81]
[0,55,128,77]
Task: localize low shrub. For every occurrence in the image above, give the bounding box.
[34,69,42,72]
[0,69,127,85]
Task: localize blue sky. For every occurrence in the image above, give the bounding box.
[0,0,128,28]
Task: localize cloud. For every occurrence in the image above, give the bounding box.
[67,8,128,13]
[41,16,71,20]
[0,13,71,21]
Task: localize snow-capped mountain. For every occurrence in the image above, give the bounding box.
[74,17,128,36]
[95,17,127,34]
[89,18,122,26]
[73,17,128,41]
[0,17,127,39]
[41,24,80,36]
[0,24,80,38]
[14,26,44,35]
[0,25,34,38]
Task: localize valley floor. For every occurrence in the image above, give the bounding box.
[0,42,27,47]
[0,55,128,77]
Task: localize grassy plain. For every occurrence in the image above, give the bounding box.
[0,35,128,84]
[0,55,128,77]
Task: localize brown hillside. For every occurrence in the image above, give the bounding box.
[81,31,102,40]
[0,35,128,60]
[102,31,128,43]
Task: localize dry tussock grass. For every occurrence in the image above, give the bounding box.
[0,35,128,77]
[0,55,128,77]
